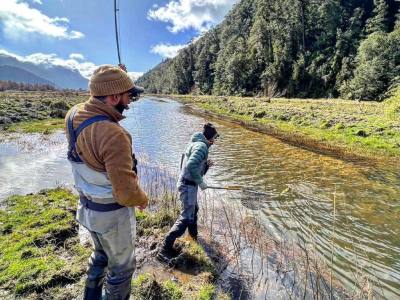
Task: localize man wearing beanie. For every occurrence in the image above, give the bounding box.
[157,123,219,263]
[65,65,148,300]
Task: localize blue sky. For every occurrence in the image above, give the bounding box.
[0,0,237,79]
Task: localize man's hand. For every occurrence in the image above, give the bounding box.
[137,204,147,211]
[118,64,127,73]
[207,159,215,168]
[137,202,147,211]
[137,195,149,211]
[199,181,208,190]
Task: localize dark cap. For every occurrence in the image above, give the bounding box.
[128,85,144,97]
[203,123,219,140]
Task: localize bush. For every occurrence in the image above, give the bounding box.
[49,100,70,110]
[343,27,400,100]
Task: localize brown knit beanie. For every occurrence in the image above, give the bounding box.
[89,65,134,96]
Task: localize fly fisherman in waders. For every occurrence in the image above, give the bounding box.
[65,65,148,300]
[157,123,219,263]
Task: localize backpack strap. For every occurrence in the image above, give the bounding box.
[67,107,111,162]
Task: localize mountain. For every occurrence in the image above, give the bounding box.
[0,54,88,90]
[137,0,400,100]
[0,65,56,86]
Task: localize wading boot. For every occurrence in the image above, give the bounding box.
[188,224,198,242]
[83,278,103,300]
[156,244,179,266]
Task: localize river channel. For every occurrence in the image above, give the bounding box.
[0,97,399,298]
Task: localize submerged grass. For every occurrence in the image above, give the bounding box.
[167,95,400,161]
[0,188,90,297]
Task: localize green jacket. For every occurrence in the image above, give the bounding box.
[179,132,210,185]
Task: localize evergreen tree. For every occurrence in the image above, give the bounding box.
[366,0,389,33]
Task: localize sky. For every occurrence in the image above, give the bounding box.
[0,0,238,79]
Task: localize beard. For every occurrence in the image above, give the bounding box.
[115,101,129,114]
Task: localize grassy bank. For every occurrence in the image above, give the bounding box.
[0,188,89,299]
[167,94,400,161]
[0,91,87,133]
[0,188,226,299]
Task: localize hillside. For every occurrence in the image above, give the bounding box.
[0,66,56,86]
[137,0,400,100]
[0,54,88,90]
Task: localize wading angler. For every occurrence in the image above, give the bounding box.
[65,65,146,300]
[157,123,219,263]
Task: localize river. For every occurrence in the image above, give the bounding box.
[0,97,399,299]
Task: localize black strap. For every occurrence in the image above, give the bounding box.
[182,178,197,186]
[67,107,111,162]
[79,194,124,212]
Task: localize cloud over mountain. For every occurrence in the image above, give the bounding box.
[151,43,186,58]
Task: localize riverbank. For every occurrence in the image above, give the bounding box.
[160,94,400,163]
[0,188,229,299]
[0,91,87,134]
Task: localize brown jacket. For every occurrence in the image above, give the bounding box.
[65,97,148,207]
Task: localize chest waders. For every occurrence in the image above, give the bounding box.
[67,108,137,300]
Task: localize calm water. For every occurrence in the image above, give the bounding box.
[0,97,399,298]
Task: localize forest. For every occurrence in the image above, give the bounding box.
[0,80,57,92]
[137,0,400,101]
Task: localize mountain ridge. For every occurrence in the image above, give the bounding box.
[0,65,56,86]
[0,54,88,90]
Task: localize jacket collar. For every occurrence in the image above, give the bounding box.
[191,132,210,148]
[85,97,125,122]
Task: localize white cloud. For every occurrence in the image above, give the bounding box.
[0,49,96,78]
[0,49,145,79]
[128,72,144,82]
[31,0,43,4]
[151,43,186,58]
[69,53,85,60]
[0,0,84,40]
[148,0,237,33]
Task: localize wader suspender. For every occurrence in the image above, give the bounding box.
[67,108,111,163]
[67,108,125,212]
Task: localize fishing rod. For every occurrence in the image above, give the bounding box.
[114,0,122,64]
[207,185,269,196]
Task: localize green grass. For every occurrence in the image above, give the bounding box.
[170,95,400,160]
[136,208,178,236]
[0,188,225,299]
[132,273,183,299]
[5,118,65,134]
[197,284,215,300]
[0,188,90,296]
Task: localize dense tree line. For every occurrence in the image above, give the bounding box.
[137,0,400,100]
[0,80,56,92]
